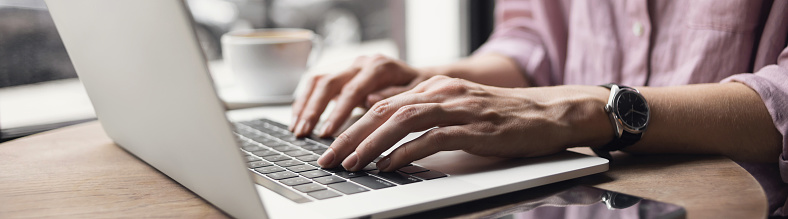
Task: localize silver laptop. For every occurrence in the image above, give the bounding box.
[46,0,608,218]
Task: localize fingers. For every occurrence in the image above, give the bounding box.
[293,55,421,137]
[341,103,465,171]
[292,56,372,136]
[365,76,425,107]
[407,74,452,93]
[318,93,427,168]
[318,67,388,137]
[293,70,356,136]
[365,86,409,108]
[290,74,322,131]
[319,75,472,169]
[319,57,419,137]
[378,126,470,172]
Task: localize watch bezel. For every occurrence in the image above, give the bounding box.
[604,85,650,137]
[611,88,649,133]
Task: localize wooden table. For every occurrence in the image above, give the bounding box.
[0,121,768,218]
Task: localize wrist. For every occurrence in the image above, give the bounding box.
[562,86,615,149]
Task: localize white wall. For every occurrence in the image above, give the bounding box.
[405,0,464,67]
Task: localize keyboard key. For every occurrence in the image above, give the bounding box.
[294,183,325,193]
[300,170,331,178]
[265,133,286,139]
[285,150,312,157]
[270,132,293,138]
[235,128,257,137]
[312,138,334,146]
[301,144,325,151]
[321,166,346,173]
[289,140,312,147]
[279,176,311,186]
[286,165,317,173]
[413,170,448,180]
[261,141,288,148]
[272,145,298,152]
[239,139,256,146]
[244,146,267,152]
[328,182,369,194]
[243,130,265,137]
[237,128,256,136]
[295,155,320,162]
[275,160,303,167]
[312,149,327,155]
[252,123,273,130]
[241,144,263,152]
[254,166,284,174]
[307,161,321,167]
[250,136,276,144]
[248,160,272,168]
[267,171,298,180]
[370,171,422,185]
[244,120,268,128]
[256,138,279,145]
[398,165,429,174]
[262,155,290,162]
[307,190,341,200]
[314,176,346,185]
[240,119,264,127]
[242,131,261,138]
[252,150,278,157]
[279,136,302,143]
[245,155,260,162]
[350,176,395,189]
[261,119,289,129]
[335,171,367,178]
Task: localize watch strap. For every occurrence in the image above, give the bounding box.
[592,131,642,159]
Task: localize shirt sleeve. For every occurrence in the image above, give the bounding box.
[722,46,788,182]
[473,0,567,87]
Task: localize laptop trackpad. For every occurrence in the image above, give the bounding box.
[414,150,582,175]
[412,149,603,187]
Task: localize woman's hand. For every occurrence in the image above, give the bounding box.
[317,76,613,172]
[290,55,432,137]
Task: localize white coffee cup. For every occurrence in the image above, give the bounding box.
[221,28,321,98]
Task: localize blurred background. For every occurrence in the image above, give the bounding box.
[0,0,494,141]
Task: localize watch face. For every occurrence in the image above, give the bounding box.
[615,90,649,130]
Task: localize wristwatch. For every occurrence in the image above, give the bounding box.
[593,84,650,159]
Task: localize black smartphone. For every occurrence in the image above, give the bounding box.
[484,185,685,219]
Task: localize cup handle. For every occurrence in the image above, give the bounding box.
[307,34,323,68]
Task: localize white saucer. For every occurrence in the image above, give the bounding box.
[218,86,294,110]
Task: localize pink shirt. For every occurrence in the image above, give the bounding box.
[475,0,788,216]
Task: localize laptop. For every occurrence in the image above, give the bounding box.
[45,0,609,218]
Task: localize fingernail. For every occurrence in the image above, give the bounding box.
[377,157,391,171]
[304,121,313,135]
[320,121,334,137]
[293,120,304,135]
[317,148,335,167]
[342,152,359,171]
[298,120,311,136]
[289,116,298,131]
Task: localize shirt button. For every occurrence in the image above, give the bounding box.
[632,21,644,37]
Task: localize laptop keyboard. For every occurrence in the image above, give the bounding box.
[234,118,447,201]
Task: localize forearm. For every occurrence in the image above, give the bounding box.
[626,83,781,162]
[418,53,529,88]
